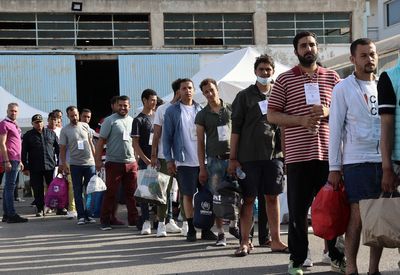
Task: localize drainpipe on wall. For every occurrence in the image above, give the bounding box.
[364,0,371,38]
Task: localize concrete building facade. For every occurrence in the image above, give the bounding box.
[0,0,366,123]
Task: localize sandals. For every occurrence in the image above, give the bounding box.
[234,246,250,257]
[271,246,290,253]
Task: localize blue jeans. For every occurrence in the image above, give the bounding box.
[2,160,20,216]
[70,165,96,219]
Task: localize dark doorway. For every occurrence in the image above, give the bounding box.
[76,59,119,129]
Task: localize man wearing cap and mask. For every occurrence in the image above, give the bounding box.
[22,114,59,217]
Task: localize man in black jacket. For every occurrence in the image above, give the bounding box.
[22,114,59,216]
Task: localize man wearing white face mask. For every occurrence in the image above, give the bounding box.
[228,54,287,256]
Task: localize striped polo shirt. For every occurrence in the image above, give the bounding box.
[268,66,340,164]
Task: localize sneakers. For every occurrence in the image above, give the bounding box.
[66,211,77,220]
[85,217,96,224]
[100,224,112,231]
[229,226,240,239]
[6,214,28,223]
[2,214,8,222]
[331,258,346,274]
[201,229,218,240]
[321,250,331,264]
[181,221,188,237]
[303,249,313,268]
[166,219,181,233]
[186,230,197,242]
[156,222,167,237]
[77,218,85,225]
[288,260,303,275]
[141,220,152,235]
[215,233,226,246]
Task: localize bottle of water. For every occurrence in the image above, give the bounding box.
[236,167,246,179]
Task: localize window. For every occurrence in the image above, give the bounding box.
[386,0,400,26]
[267,12,351,44]
[164,13,254,46]
[0,13,151,47]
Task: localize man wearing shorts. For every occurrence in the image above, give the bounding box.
[163,78,203,242]
[328,38,383,275]
[228,54,287,257]
[196,78,240,246]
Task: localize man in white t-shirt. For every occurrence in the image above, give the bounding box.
[163,78,205,242]
[150,79,183,235]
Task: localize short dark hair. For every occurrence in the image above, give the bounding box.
[350,38,374,56]
[48,111,56,120]
[254,54,275,71]
[178,78,193,89]
[118,95,130,102]
[110,95,119,105]
[293,31,318,51]
[171,78,182,94]
[199,78,218,92]
[141,89,157,102]
[81,108,91,114]
[66,105,78,114]
[156,96,164,107]
[52,109,63,116]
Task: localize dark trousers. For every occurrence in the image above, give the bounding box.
[30,170,54,211]
[100,162,138,225]
[287,160,344,266]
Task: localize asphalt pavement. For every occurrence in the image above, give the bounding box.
[0,195,399,275]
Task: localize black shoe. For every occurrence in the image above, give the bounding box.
[186,230,197,242]
[7,214,28,223]
[56,208,68,215]
[2,215,8,222]
[201,229,218,240]
[35,209,43,217]
[229,226,240,239]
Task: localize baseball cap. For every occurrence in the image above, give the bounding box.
[31,114,43,123]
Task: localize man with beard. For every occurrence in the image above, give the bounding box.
[95,96,139,230]
[328,38,383,275]
[59,106,96,225]
[268,32,345,275]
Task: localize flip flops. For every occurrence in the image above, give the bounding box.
[234,246,250,257]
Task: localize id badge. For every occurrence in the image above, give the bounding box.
[258,99,268,115]
[123,130,130,141]
[190,126,197,141]
[304,83,321,105]
[148,132,154,146]
[77,140,84,150]
[217,125,229,141]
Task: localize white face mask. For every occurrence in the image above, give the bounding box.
[256,76,273,86]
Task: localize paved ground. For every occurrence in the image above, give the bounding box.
[0,196,399,275]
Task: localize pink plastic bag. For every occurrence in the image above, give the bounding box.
[45,174,68,209]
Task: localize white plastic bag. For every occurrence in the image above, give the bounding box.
[86,173,107,194]
[134,167,169,205]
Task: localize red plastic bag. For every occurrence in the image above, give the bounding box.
[311,182,350,240]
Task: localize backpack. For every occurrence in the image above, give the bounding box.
[213,177,243,221]
[193,186,215,230]
[45,174,68,209]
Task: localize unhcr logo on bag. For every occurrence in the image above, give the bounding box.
[200,201,213,216]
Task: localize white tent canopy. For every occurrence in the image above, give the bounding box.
[162,47,290,105]
[0,86,48,128]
